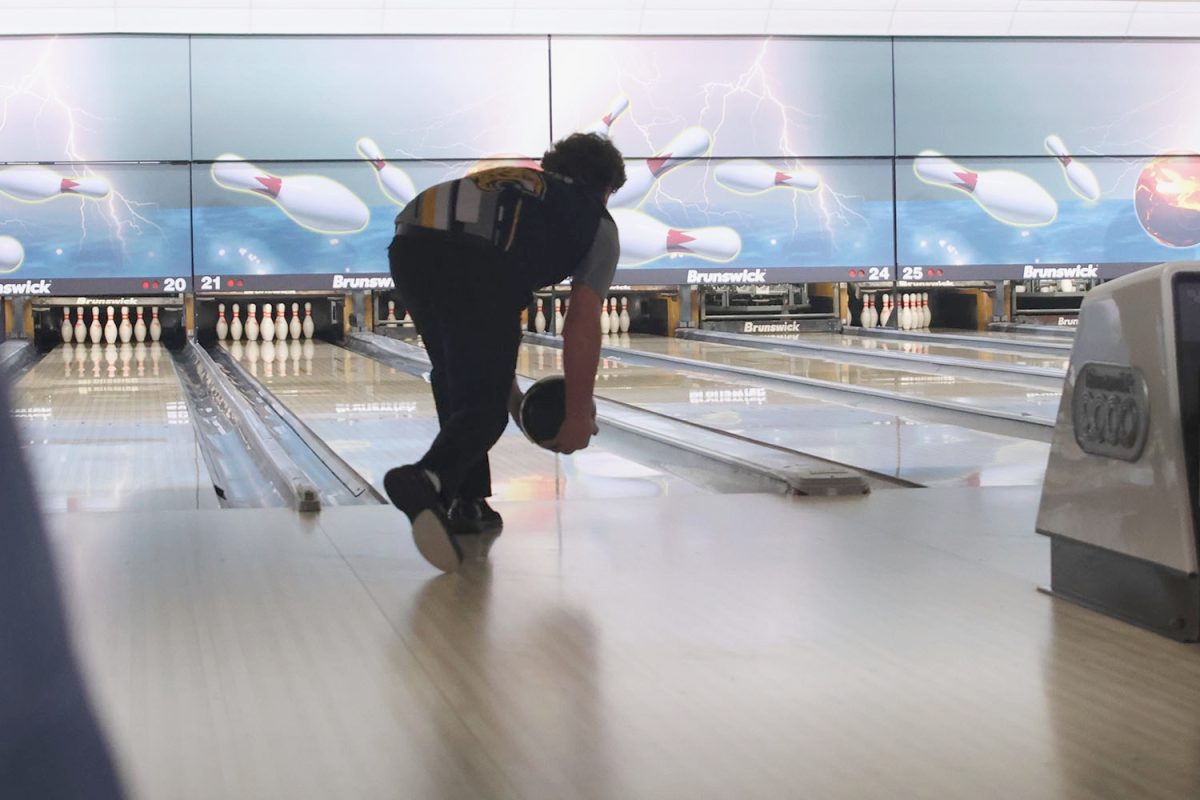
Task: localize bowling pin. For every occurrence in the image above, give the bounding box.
[275,303,288,341]
[0,165,109,202]
[103,306,117,344]
[534,298,546,333]
[562,298,570,329]
[1044,134,1100,202]
[61,307,73,343]
[118,306,132,344]
[913,150,1057,226]
[610,208,740,266]
[231,304,243,341]
[246,303,259,341]
[302,302,314,339]
[714,160,820,195]
[73,306,86,343]
[134,306,147,343]
[879,295,892,328]
[356,137,417,206]
[216,303,229,340]
[149,306,162,343]
[859,295,873,328]
[89,306,102,345]
[385,300,397,324]
[608,126,712,208]
[261,304,274,342]
[608,298,620,333]
[600,298,610,334]
[211,154,370,234]
[582,94,630,137]
[289,303,301,340]
[553,299,564,336]
[902,295,914,331]
[0,236,23,272]
[619,297,631,333]
[922,293,932,328]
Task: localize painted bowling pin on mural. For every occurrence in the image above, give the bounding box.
[1044,135,1100,202]
[211,154,370,234]
[714,160,820,195]
[0,236,24,273]
[913,150,1057,226]
[0,165,109,202]
[608,126,712,209]
[609,208,740,266]
[582,94,630,137]
[356,137,417,206]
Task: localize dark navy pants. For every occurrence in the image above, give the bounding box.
[388,230,528,501]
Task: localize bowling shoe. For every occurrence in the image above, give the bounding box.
[384,465,462,572]
[448,498,503,535]
[449,499,503,560]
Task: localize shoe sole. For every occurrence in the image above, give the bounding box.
[412,510,463,573]
[384,467,463,573]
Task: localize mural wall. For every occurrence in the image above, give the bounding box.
[0,34,1194,293]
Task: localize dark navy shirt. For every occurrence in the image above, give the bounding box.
[395,167,620,295]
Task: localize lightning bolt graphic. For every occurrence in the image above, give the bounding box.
[0,37,163,259]
[605,39,867,251]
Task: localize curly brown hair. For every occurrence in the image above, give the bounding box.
[540,132,626,192]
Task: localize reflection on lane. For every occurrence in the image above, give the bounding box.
[225,339,710,502]
[608,334,1060,422]
[781,331,1070,372]
[11,342,215,512]
[519,341,1048,488]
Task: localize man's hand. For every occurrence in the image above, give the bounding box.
[546,407,599,454]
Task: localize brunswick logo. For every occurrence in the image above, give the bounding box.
[0,279,51,295]
[1023,264,1098,279]
[686,269,767,284]
[332,275,395,290]
[743,321,803,333]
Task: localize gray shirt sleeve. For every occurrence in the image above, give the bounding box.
[570,216,620,296]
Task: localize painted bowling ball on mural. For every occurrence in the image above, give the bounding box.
[1135,154,1200,248]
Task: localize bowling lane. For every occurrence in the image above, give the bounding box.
[603,333,1061,422]
[225,339,713,501]
[774,331,1070,372]
[11,343,218,512]
[519,342,1048,487]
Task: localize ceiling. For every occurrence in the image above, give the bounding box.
[1,0,1198,37]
